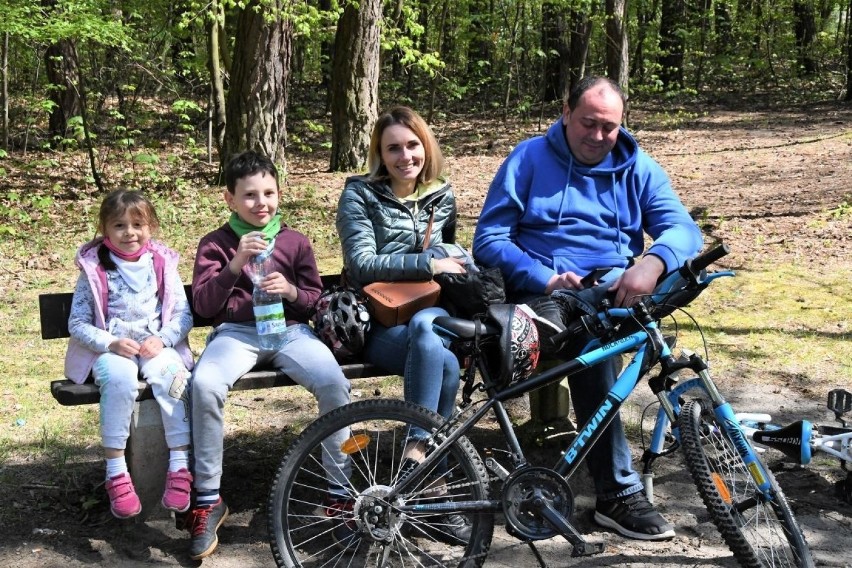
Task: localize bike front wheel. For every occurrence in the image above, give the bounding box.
[679,399,813,568]
[268,398,494,567]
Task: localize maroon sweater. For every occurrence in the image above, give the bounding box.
[192,222,322,326]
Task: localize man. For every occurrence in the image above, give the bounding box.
[473,76,703,540]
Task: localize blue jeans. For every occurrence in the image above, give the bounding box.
[568,357,643,500]
[364,307,460,439]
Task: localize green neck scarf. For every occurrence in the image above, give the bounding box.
[228,212,282,242]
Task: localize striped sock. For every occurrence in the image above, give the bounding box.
[196,489,219,508]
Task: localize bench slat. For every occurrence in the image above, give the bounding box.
[51,363,382,406]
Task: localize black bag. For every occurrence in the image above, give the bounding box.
[435,265,506,319]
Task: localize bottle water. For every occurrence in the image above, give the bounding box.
[250,249,289,351]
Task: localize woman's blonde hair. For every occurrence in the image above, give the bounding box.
[367,106,444,185]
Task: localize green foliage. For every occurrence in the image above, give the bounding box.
[828,198,851,219]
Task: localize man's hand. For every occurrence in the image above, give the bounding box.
[109,337,141,358]
[258,272,298,302]
[229,231,270,275]
[609,255,665,307]
[545,271,583,294]
[139,336,165,359]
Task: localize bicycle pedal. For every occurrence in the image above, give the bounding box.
[571,540,606,557]
[828,389,852,425]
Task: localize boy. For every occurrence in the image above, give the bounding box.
[186,151,352,559]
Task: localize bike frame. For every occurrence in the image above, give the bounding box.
[392,275,780,514]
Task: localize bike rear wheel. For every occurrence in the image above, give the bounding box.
[679,399,813,568]
[268,398,494,567]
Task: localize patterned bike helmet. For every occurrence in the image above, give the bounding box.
[481,303,540,388]
[312,288,371,361]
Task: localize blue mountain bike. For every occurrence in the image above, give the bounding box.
[267,245,813,568]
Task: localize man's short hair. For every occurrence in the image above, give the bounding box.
[224,151,279,194]
[564,76,627,110]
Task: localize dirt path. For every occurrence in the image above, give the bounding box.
[3,104,851,567]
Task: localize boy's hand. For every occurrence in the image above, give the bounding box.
[229,231,270,275]
[259,272,298,303]
[139,336,165,359]
[109,338,141,358]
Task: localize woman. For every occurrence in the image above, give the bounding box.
[336,106,469,541]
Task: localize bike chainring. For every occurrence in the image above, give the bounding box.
[502,466,574,540]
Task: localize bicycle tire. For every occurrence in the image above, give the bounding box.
[268,398,494,567]
[679,399,814,568]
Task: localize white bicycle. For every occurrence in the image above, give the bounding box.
[737,388,852,503]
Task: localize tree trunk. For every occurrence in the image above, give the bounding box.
[224,0,293,168]
[659,0,686,89]
[605,0,628,92]
[846,0,852,100]
[44,39,81,140]
[715,0,733,54]
[793,0,818,75]
[207,0,227,156]
[541,1,569,102]
[567,8,592,95]
[329,0,381,171]
[2,32,8,150]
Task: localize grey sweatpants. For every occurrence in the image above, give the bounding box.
[93,348,191,450]
[191,323,351,492]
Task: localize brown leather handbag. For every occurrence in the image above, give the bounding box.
[362,207,441,327]
[362,279,441,327]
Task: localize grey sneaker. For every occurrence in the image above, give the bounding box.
[188,498,229,560]
[594,492,675,541]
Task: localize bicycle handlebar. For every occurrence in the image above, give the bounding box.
[686,244,730,275]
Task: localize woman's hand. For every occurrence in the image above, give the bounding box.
[229,231,269,275]
[139,336,165,359]
[433,257,467,275]
[259,272,298,302]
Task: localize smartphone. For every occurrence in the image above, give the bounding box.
[580,267,614,289]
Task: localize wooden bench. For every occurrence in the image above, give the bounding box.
[39,274,383,519]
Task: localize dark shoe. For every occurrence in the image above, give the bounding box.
[594,492,675,541]
[188,498,229,560]
[423,512,472,546]
[325,498,360,551]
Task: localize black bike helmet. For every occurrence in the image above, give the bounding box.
[481,303,540,388]
[312,288,371,361]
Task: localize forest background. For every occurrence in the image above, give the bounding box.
[0,0,850,566]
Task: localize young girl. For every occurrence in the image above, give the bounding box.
[65,188,195,519]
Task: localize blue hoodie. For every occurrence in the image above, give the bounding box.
[473,118,703,295]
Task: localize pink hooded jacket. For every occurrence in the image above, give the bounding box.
[63,238,194,383]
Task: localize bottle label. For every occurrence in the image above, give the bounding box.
[254,304,287,335]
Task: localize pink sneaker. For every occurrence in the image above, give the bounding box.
[106,473,142,519]
[162,468,193,512]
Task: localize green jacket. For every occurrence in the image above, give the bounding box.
[336,175,457,289]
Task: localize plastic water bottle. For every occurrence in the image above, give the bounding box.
[250,248,289,351]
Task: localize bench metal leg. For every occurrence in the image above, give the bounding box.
[126,399,170,520]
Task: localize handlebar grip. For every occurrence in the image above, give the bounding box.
[689,244,729,273]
